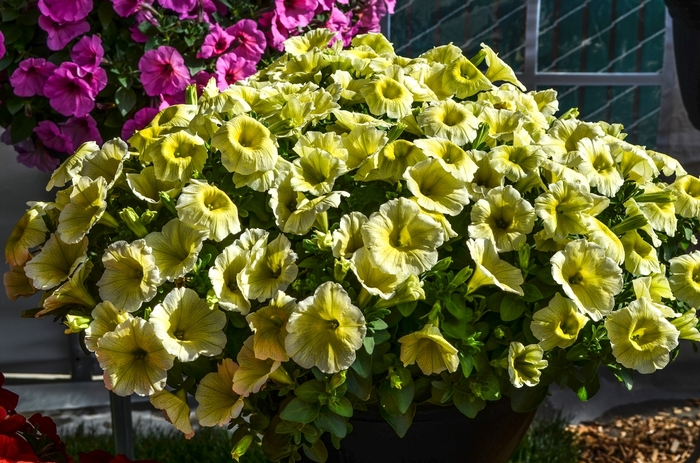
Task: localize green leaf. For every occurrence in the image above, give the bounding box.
[510,383,549,413]
[350,346,371,378]
[97,2,115,29]
[533,266,557,286]
[459,353,474,378]
[443,293,472,320]
[369,319,388,330]
[10,113,35,144]
[104,110,125,128]
[396,301,417,317]
[294,380,325,403]
[565,344,588,362]
[314,409,347,438]
[6,97,24,115]
[520,283,544,303]
[280,398,320,423]
[379,403,416,438]
[328,397,353,418]
[302,439,328,463]
[447,266,473,291]
[345,367,372,401]
[500,294,527,322]
[180,356,215,380]
[363,335,375,355]
[453,390,485,418]
[115,87,137,117]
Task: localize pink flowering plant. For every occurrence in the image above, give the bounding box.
[0,0,394,171]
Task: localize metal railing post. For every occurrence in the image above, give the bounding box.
[109,392,135,459]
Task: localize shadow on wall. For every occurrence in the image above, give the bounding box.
[0,141,71,375]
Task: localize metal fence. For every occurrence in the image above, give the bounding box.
[386,0,672,150]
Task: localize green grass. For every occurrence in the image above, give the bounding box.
[508,411,581,463]
[63,411,579,463]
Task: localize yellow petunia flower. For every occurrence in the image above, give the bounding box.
[398,324,459,375]
[332,212,368,259]
[80,138,130,188]
[95,317,175,396]
[671,309,700,342]
[442,56,492,99]
[632,184,677,237]
[40,261,97,316]
[144,219,208,282]
[361,197,444,277]
[342,126,388,170]
[46,141,100,191]
[3,265,37,301]
[404,158,470,216]
[467,149,506,201]
[211,115,278,175]
[246,291,296,362]
[233,336,293,396]
[126,166,182,205]
[669,175,700,219]
[195,358,244,427]
[631,277,676,318]
[176,179,240,242]
[360,75,414,119]
[285,282,366,374]
[285,28,338,55]
[84,300,132,352]
[355,139,427,183]
[417,99,478,146]
[576,138,623,197]
[293,131,348,161]
[611,142,659,185]
[477,106,523,145]
[605,298,679,374]
[550,239,623,321]
[465,238,524,296]
[530,293,588,351]
[208,243,251,314]
[507,342,548,388]
[5,207,48,267]
[620,230,661,276]
[582,216,625,265]
[489,144,546,183]
[233,157,292,193]
[148,130,208,183]
[668,251,700,308]
[480,43,526,90]
[413,138,478,182]
[290,149,347,195]
[468,185,535,253]
[150,287,227,362]
[24,233,88,290]
[150,389,194,439]
[351,247,401,299]
[96,239,161,312]
[534,180,593,240]
[57,176,112,244]
[238,234,298,302]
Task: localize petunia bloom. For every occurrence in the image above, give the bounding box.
[285,282,367,374]
[531,293,588,351]
[195,359,244,427]
[399,324,459,375]
[112,0,152,17]
[45,63,95,117]
[0,31,4,60]
[37,16,90,51]
[71,35,104,71]
[226,19,266,62]
[197,24,234,59]
[38,0,93,23]
[122,107,160,140]
[275,0,318,29]
[10,58,57,98]
[34,121,72,154]
[138,46,191,97]
[507,342,548,388]
[215,53,257,91]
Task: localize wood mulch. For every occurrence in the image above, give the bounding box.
[570,399,700,463]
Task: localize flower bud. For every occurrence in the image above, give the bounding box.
[63,314,90,334]
[119,207,149,238]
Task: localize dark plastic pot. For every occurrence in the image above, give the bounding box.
[303,399,537,463]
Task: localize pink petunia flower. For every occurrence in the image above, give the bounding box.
[60,116,102,151]
[71,35,105,71]
[158,92,185,110]
[38,0,93,23]
[355,0,395,34]
[82,67,109,95]
[130,25,149,43]
[197,24,233,59]
[121,107,159,140]
[38,16,90,51]
[193,70,214,92]
[9,58,57,97]
[226,19,266,62]
[0,31,5,60]
[326,7,353,45]
[215,53,257,91]
[44,63,95,117]
[274,0,318,29]
[111,0,152,17]
[138,46,191,97]
[258,11,288,52]
[156,0,196,14]
[14,138,61,172]
[34,121,72,153]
